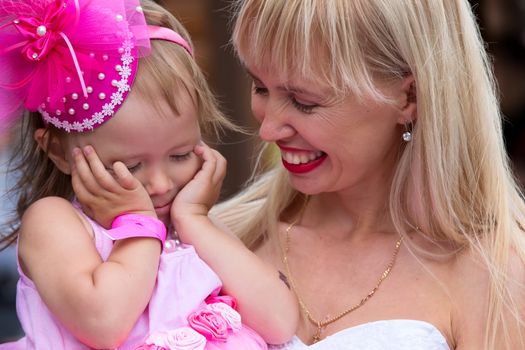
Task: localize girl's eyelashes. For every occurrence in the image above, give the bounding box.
[170,152,192,162]
[105,153,192,175]
[125,163,142,173]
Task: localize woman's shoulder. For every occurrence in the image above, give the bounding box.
[448,245,525,348]
[449,244,525,298]
[448,247,490,322]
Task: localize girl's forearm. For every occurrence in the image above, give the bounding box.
[175,215,299,344]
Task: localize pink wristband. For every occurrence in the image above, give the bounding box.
[107,214,167,244]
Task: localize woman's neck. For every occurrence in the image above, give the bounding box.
[301,189,395,241]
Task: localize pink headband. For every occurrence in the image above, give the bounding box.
[0,0,193,134]
[148,25,193,56]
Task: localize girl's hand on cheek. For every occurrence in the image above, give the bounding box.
[170,142,226,226]
[71,145,156,228]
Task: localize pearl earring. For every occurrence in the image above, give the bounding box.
[402,124,412,142]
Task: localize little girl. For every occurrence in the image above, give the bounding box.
[0,0,297,349]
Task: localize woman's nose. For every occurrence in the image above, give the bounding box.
[257,99,295,142]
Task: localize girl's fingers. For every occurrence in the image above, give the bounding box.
[71,157,93,201]
[212,149,227,185]
[194,144,226,187]
[71,147,100,195]
[113,161,141,191]
[82,146,118,191]
[195,143,217,178]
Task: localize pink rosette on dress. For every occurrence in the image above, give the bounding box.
[134,297,263,350]
[187,308,229,343]
[165,327,207,350]
[0,0,151,134]
[205,303,242,332]
[135,328,206,350]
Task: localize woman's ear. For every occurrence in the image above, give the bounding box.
[397,74,417,125]
[34,128,72,174]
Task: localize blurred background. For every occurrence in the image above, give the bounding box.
[1,0,524,342]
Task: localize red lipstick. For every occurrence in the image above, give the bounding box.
[278,145,327,174]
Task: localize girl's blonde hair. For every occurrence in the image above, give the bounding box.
[213,0,525,348]
[0,0,234,247]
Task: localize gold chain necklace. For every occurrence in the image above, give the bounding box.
[281,219,402,344]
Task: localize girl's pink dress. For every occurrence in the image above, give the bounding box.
[0,208,267,350]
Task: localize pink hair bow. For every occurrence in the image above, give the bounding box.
[0,0,151,133]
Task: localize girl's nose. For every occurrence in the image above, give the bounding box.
[145,168,173,196]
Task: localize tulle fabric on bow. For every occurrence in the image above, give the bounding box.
[0,0,151,134]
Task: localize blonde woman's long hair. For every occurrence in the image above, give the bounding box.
[213,0,525,348]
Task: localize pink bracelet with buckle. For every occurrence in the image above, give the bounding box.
[107,214,167,245]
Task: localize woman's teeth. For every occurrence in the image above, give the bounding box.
[282,151,324,165]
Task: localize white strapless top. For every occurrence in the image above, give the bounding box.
[269,320,451,350]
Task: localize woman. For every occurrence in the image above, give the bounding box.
[214,0,525,349]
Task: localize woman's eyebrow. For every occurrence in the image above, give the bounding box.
[245,69,327,98]
[245,69,262,84]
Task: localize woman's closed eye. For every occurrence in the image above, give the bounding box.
[253,85,268,96]
[251,78,318,113]
[290,96,317,114]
